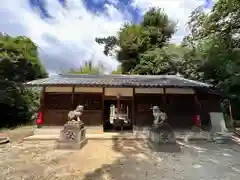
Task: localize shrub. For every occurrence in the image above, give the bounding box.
[0,80,39,128]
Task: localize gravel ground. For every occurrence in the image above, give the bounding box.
[0,138,240,180]
[1,126,34,143]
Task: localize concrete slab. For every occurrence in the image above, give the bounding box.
[34,126,104,135]
[31,126,235,142]
[24,133,148,141]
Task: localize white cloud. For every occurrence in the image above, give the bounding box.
[131,0,209,43]
[0,0,121,73]
[0,0,212,74]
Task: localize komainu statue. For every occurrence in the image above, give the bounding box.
[152,106,167,127]
[67,105,84,123]
[149,106,175,144]
[57,105,87,149]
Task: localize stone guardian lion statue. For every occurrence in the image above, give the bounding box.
[67,105,84,123]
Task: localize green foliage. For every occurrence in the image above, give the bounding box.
[0,35,48,81]
[69,61,103,75]
[111,65,122,74]
[133,48,178,75]
[95,36,118,56]
[0,34,47,128]
[98,1,240,121]
[0,80,39,127]
[182,0,240,120]
[96,7,176,74]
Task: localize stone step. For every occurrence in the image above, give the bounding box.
[34,126,104,135]
[23,133,148,141]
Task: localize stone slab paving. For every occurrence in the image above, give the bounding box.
[28,127,205,141]
[1,138,240,180]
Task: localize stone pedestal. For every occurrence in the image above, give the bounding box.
[149,123,176,144]
[57,121,87,149]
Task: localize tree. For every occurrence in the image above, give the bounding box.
[181,0,240,120]
[0,34,47,127]
[133,48,178,75]
[96,7,176,74]
[111,65,122,74]
[0,35,47,82]
[69,61,103,75]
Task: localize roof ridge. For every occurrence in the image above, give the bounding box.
[175,75,212,87]
[24,74,213,88]
[60,73,180,79]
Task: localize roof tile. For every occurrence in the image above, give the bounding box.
[24,74,213,88]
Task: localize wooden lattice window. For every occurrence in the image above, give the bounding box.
[44,93,72,109]
[74,94,102,110]
[137,104,152,113]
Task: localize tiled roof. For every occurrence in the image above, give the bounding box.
[24,74,213,88]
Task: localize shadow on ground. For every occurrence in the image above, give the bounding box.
[82,136,182,180]
[147,141,182,153]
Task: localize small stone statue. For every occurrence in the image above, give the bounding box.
[67,105,84,123]
[152,106,167,127]
[149,106,175,144]
[57,105,87,149]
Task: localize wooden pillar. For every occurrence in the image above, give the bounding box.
[40,86,46,123]
[102,87,105,127]
[117,95,120,119]
[194,93,201,114]
[132,88,135,126]
[163,87,166,112]
[228,99,234,127]
[71,86,75,109]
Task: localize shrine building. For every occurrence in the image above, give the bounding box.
[24,74,221,131]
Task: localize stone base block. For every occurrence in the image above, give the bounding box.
[149,130,176,144]
[57,126,87,149]
[60,128,86,142]
[56,138,88,149]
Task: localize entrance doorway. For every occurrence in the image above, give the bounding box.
[103,99,133,132]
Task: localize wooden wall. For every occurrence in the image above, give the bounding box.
[43,87,103,126]
[134,94,196,128]
[165,94,196,128]
[196,92,221,127]
[41,86,221,128]
[135,94,164,126]
[134,88,196,128]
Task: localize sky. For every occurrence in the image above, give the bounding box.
[0,0,214,75]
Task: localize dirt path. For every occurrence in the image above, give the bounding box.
[0,139,144,180]
[1,139,240,180]
[0,126,34,143]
